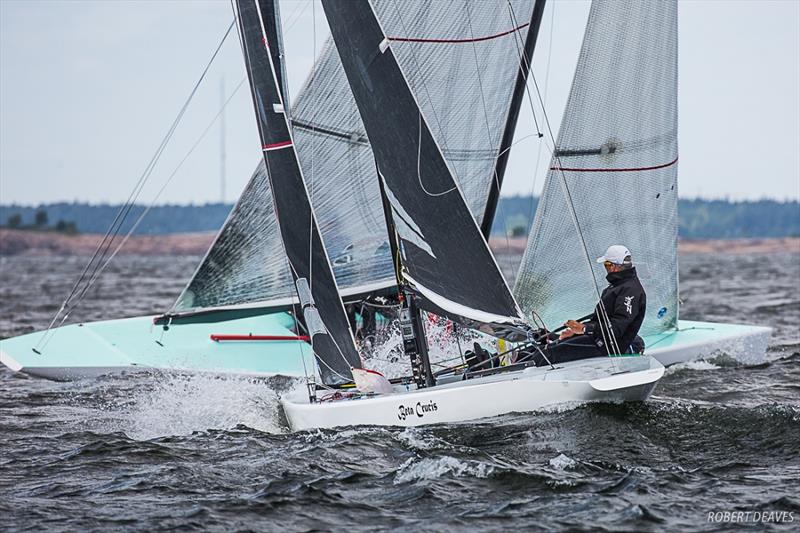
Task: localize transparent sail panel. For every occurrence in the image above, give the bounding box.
[175,161,295,310]
[514,0,678,336]
[176,0,535,312]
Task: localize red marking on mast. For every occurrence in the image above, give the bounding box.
[388,22,529,44]
[262,140,293,151]
[550,157,679,173]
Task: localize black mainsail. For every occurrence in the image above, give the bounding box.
[175,1,540,316]
[322,0,528,340]
[233,0,361,384]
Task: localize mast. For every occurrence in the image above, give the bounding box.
[376,169,434,389]
[233,0,362,385]
[480,0,548,237]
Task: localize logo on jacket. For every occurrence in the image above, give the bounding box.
[624,296,634,314]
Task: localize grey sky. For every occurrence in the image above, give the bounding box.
[1,0,798,206]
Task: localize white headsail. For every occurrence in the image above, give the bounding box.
[514,0,679,336]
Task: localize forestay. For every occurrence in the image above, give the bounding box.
[322,0,528,340]
[514,0,679,337]
[233,0,361,384]
[174,0,537,313]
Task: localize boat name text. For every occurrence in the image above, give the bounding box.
[397,400,438,421]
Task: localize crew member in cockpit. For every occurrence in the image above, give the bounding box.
[538,245,647,364]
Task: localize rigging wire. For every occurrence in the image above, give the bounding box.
[63,78,249,314]
[286,0,319,390]
[525,0,555,232]
[504,0,554,333]
[506,2,622,357]
[308,0,317,362]
[283,0,312,32]
[39,77,246,352]
[464,2,513,247]
[506,1,544,138]
[35,20,237,352]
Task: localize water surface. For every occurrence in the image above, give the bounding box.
[1,253,798,531]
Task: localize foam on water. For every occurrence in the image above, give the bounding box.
[361,316,499,379]
[96,372,297,440]
[394,456,494,483]
[1,253,798,530]
[549,453,577,470]
[396,428,453,451]
[360,321,408,378]
[665,360,721,375]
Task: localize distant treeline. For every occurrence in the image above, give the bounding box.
[0,203,232,236]
[492,197,800,239]
[1,198,798,239]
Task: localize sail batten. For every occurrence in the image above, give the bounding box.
[514,0,679,337]
[233,0,361,384]
[322,0,527,340]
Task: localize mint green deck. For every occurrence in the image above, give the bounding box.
[0,313,770,380]
[0,312,314,380]
[643,320,771,366]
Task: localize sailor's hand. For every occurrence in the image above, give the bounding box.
[559,329,575,340]
[565,319,585,335]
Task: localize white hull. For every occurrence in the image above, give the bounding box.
[281,355,665,431]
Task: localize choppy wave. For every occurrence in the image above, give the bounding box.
[2,253,799,530]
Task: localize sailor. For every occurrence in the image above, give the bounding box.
[536,245,647,365]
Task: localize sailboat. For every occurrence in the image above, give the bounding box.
[281,0,664,431]
[0,0,769,382]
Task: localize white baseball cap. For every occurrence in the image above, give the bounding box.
[596,245,632,265]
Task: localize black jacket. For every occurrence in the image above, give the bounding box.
[583,267,646,354]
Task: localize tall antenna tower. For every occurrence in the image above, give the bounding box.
[219,76,227,203]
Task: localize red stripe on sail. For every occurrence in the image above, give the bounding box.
[551,157,679,173]
[263,140,293,151]
[388,22,529,44]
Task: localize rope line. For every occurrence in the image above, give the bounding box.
[417,113,456,197]
[35,20,236,352]
[465,3,512,247]
[525,0,555,237]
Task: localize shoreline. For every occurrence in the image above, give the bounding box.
[487,236,800,256]
[1,229,798,257]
